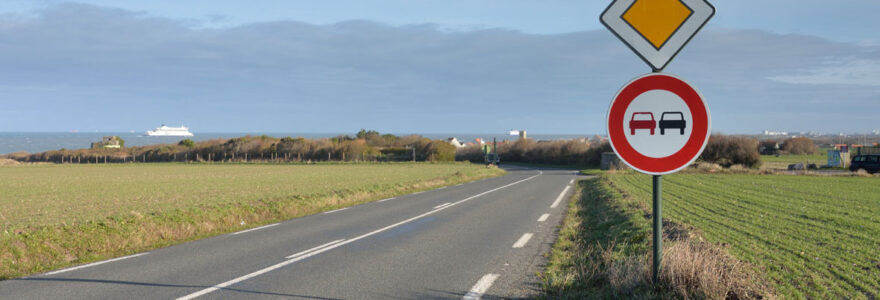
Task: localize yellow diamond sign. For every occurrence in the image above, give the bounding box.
[601,0,714,70]
[622,0,693,49]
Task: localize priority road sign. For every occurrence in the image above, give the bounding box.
[601,0,715,71]
[606,73,710,175]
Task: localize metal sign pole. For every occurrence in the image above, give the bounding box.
[652,174,662,284]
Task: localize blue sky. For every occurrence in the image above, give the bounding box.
[0,1,878,135]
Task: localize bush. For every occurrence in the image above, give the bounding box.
[456,138,610,167]
[782,137,818,155]
[179,139,196,148]
[699,135,761,168]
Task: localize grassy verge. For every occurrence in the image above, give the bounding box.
[541,175,773,299]
[0,162,505,279]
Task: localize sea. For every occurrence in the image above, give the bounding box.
[0,132,592,155]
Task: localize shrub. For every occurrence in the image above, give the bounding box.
[178,139,196,148]
[782,137,818,155]
[699,135,761,168]
[456,138,610,167]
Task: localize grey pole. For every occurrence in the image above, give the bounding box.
[652,174,662,284]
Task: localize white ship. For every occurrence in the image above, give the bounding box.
[146,124,194,137]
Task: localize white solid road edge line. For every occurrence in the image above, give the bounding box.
[537,213,550,222]
[286,239,346,259]
[231,223,279,235]
[512,233,534,248]
[378,197,396,202]
[462,273,500,300]
[323,207,349,214]
[433,202,452,209]
[550,186,571,209]
[178,172,542,300]
[44,253,149,276]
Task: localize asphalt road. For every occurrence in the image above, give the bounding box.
[0,166,579,299]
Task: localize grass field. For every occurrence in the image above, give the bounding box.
[607,172,880,298]
[0,162,504,279]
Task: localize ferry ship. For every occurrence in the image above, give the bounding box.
[146,125,194,137]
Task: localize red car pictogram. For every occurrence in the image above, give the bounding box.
[629,112,656,135]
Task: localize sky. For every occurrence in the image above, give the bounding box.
[0,1,878,135]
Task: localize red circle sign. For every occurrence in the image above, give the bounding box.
[606,73,711,175]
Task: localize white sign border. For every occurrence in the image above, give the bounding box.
[600,0,715,71]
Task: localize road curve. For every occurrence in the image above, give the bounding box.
[0,166,579,299]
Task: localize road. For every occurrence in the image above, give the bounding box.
[0,167,579,299]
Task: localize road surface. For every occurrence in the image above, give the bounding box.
[0,166,579,299]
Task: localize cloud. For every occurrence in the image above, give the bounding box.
[0,3,877,134]
[769,59,880,87]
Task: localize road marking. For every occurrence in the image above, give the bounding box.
[462,273,500,300]
[44,253,149,275]
[378,197,395,202]
[231,223,279,235]
[323,207,349,214]
[569,179,574,184]
[455,184,463,186]
[286,239,346,259]
[537,214,550,222]
[433,202,452,209]
[178,172,541,300]
[550,186,571,208]
[438,186,447,190]
[512,233,534,248]
[413,191,425,195]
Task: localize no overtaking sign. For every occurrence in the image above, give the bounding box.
[606,73,710,175]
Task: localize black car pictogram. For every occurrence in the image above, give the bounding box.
[659,112,686,135]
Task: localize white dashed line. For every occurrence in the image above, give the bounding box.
[433,202,452,209]
[537,214,550,222]
[378,197,396,202]
[550,186,571,208]
[231,223,279,235]
[462,273,500,300]
[323,207,349,214]
[512,233,534,248]
[286,239,346,259]
[569,179,574,184]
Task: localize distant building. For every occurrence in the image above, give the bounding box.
[762,129,788,136]
[91,136,121,149]
[446,137,465,148]
[509,130,527,140]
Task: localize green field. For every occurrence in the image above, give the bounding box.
[761,151,828,169]
[0,162,503,279]
[607,172,880,298]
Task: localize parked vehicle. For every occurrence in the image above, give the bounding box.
[850,154,880,174]
[629,112,656,135]
[485,153,500,166]
[659,112,686,135]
